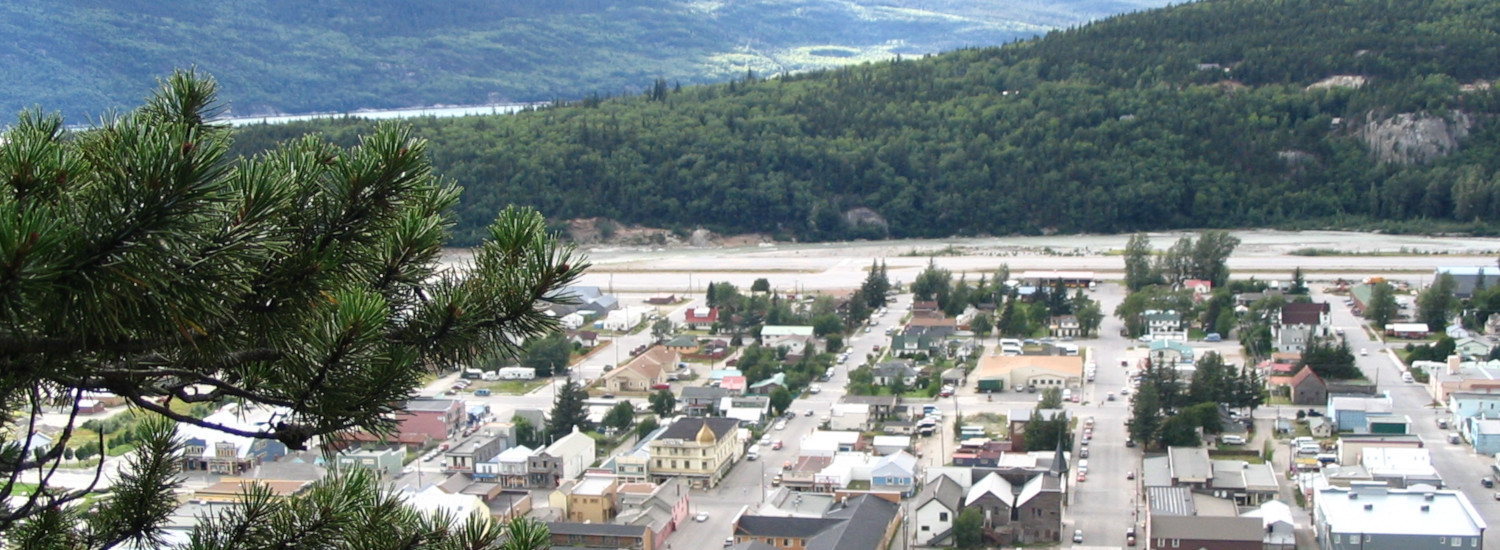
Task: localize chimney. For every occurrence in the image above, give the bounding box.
[1421,505,1431,512]
[1363,504,1373,511]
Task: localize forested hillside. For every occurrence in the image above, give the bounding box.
[0,0,1163,120]
[229,0,1500,245]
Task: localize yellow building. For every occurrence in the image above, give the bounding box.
[973,355,1084,390]
[648,417,741,489]
[567,474,620,523]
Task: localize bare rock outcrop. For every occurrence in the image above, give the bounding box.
[1357,111,1472,165]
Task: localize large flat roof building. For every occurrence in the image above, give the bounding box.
[1314,483,1486,550]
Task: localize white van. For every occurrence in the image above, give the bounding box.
[1062,389,1073,402]
[1402,372,1414,383]
[1220,435,1246,445]
[747,445,761,460]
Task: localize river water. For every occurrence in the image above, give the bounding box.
[220,103,537,127]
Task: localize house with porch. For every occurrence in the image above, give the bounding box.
[872,360,920,387]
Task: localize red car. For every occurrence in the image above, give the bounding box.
[1076,472,1087,482]
[772,440,784,450]
[651,383,671,390]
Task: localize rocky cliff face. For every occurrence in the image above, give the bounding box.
[1357,111,1473,165]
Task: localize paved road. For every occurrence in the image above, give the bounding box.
[1322,290,1500,550]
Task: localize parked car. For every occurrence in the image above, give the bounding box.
[695,512,710,522]
[775,420,788,431]
[772,440,783,450]
[804,409,815,416]
[651,383,670,390]
[1205,333,1222,342]
[1073,530,1084,543]
[1482,477,1495,488]
[1127,471,1136,480]
[1221,435,1246,445]
[1125,439,1137,448]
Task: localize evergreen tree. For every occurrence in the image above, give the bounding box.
[1290,267,1308,295]
[1129,383,1163,448]
[1124,232,1159,291]
[1417,273,1458,331]
[1365,282,1400,329]
[861,259,891,309]
[549,379,594,438]
[0,72,570,545]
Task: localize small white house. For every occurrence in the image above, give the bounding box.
[872,435,912,455]
[914,475,965,545]
[829,403,871,431]
[599,307,646,332]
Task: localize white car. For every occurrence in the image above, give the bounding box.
[809,385,822,394]
[1073,529,1084,543]
[695,512,710,522]
[775,420,788,431]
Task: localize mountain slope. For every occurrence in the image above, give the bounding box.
[0,0,1167,121]
[227,0,1500,244]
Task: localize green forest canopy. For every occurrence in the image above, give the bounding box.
[229,0,1500,245]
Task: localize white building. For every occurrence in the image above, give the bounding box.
[1314,483,1486,550]
[545,427,597,483]
[913,475,964,546]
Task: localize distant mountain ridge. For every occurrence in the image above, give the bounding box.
[225,0,1500,244]
[0,0,1168,121]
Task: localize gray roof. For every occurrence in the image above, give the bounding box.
[1150,516,1263,541]
[403,398,458,412]
[659,417,739,441]
[816,495,902,550]
[1010,407,1066,422]
[841,395,898,407]
[735,495,900,550]
[1316,485,1488,537]
[1141,456,1173,487]
[734,516,843,538]
[915,475,963,513]
[682,386,729,400]
[873,361,918,378]
[1147,486,1197,516]
[547,522,648,537]
[1168,447,1212,482]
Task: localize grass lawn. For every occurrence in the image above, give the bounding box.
[1293,422,1313,439]
[106,442,137,457]
[477,379,549,395]
[9,482,39,496]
